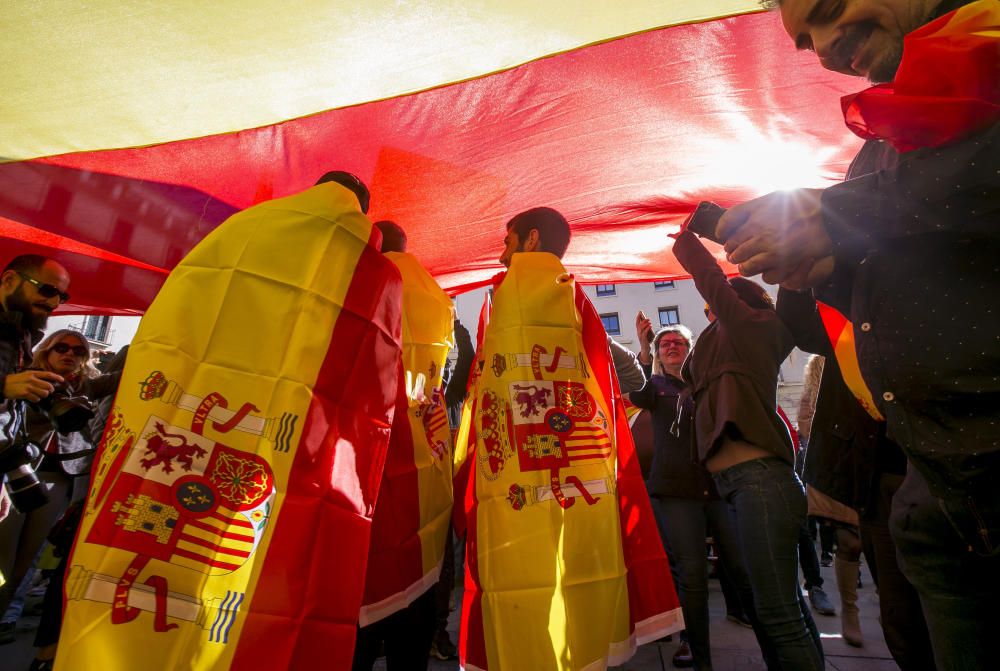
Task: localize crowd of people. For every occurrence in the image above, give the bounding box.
[2,0,998,669]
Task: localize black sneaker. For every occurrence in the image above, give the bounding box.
[820,552,833,567]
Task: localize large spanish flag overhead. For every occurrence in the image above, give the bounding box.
[57,183,403,670]
[0,1,865,314]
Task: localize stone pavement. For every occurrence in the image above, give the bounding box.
[4,554,898,670]
[418,554,897,671]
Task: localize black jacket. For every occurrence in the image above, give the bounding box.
[0,308,41,456]
[816,120,1000,498]
[629,364,716,500]
[778,289,894,516]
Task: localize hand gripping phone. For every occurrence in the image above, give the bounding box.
[637,310,654,344]
[684,201,727,244]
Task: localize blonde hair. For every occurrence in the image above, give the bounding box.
[32,329,98,381]
[651,325,693,376]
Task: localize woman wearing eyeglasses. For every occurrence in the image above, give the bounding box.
[671,227,824,670]
[0,330,122,652]
[629,316,758,671]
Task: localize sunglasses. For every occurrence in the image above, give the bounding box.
[51,342,88,357]
[18,273,70,303]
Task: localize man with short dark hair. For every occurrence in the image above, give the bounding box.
[499,208,645,392]
[717,2,1000,667]
[498,206,571,268]
[0,255,68,634]
[453,207,680,670]
[354,219,457,670]
[0,254,68,429]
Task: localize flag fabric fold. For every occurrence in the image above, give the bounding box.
[456,252,682,671]
[57,182,403,670]
[359,251,456,626]
[0,9,865,315]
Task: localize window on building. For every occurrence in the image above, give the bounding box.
[658,306,680,327]
[600,312,621,335]
[595,284,616,297]
[82,315,111,342]
[653,280,675,290]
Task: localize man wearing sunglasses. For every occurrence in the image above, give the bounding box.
[0,254,69,523]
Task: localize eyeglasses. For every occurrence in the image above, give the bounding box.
[51,342,88,357]
[659,339,689,349]
[18,273,70,303]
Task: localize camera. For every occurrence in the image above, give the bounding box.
[0,385,95,513]
[0,438,47,513]
[32,383,95,436]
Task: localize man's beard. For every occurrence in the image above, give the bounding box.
[6,285,51,331]
[868,42,904,84]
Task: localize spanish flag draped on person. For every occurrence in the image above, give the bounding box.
[57,176,403,670]
[355,220,456,663]
[453,208,682,671]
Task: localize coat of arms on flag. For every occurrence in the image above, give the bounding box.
[85,414,274,574]
[482,356,613,510]
[68,383,278,639]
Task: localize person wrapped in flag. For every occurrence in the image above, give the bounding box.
[454,207,682,671]
[57,173,404,671]
[354,220,456,669]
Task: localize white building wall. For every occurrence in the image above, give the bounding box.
[44,314,140,354]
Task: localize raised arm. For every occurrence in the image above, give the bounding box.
[672,230,758,325]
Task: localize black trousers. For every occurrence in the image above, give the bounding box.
[352,586,437,671]
[860,473,936,671]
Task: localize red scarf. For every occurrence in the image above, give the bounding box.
[841,0,1000,152]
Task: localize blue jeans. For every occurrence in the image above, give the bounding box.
[714,457,824,671]
[650,497,755,671]
[890,468,1000,671]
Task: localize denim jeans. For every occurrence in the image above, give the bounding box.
[890,467,1000,671]
[650,497,756,671]
[714,457,824,671]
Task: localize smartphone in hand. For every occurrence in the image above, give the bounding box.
[637,310,654,344]
[684,201,727,244]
